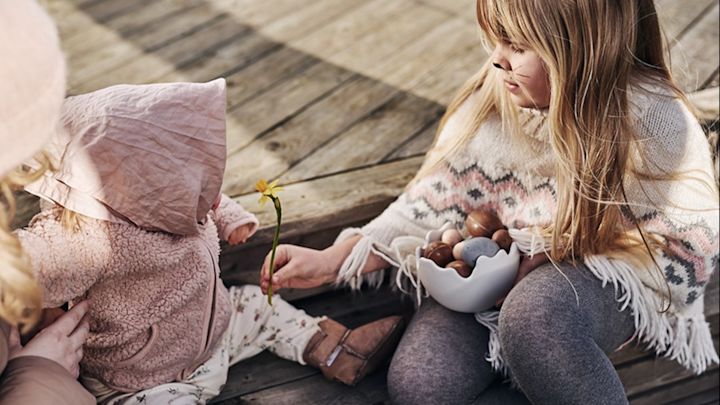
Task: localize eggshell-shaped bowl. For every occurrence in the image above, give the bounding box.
[417,223,520,313]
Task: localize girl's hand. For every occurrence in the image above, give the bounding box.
[259,244,338,293]
[495,253,550,307]
[9,300,91,378]
[228,223,254,245]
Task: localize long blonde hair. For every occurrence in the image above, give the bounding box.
[0,154,52,331]
[420,0,690,269]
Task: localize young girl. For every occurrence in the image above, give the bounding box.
[260,0,719,403]
[16,79,403,403]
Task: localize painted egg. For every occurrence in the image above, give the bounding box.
[491,229,513,252]
[441,228,463,246]
[447,260,473,278]
[465,210,504,238]
[460,237,500,266]
[423,241,454,267]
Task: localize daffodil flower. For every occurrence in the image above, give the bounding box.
[256,178,283,305]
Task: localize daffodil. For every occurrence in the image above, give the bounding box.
[255,179,283,207]
[256,179,283,305]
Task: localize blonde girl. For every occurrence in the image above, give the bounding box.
[260,0,719,403]
[0,1,92,403]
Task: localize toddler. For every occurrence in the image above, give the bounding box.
[16,79,402,403]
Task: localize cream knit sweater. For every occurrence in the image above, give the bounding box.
[335,83,719,375]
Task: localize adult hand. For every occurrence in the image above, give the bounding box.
[495,253,550,307]
[8,300,90,378]
[260,245,339,293]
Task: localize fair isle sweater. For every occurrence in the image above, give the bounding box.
[336,84,720,375]
[15,194,258,391]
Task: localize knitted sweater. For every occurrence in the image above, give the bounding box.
[336,83,720,374]
[15,194,258,391]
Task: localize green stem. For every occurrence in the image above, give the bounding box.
[267,196,282,305]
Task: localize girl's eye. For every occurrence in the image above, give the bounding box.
[509,44,525,54]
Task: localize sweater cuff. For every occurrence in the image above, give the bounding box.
[0,356,95,405]
[220,214,260,241]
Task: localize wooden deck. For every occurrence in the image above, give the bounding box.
[23,0,720,403]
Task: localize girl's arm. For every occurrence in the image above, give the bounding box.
[15,212,109,307]
[209,194,259,242]
[259,235,391,293]
[628,95,719,299]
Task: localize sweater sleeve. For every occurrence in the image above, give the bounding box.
[209,193,259,242]
[15,211,111,307]
[625,95,719,307]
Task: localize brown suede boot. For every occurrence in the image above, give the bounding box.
[303,315,404,386]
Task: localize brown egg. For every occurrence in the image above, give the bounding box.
[465,210,504,238]
[491,229,513,252]
[447,260,473,278]
[423,241,453,267]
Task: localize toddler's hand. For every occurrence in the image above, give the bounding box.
[228,223,253,245]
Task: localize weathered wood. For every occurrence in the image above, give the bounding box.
[282,92,444,184]
[654,0,717,42]
[669,1,720,92]
[227,60,355,153]
[258,0,367,42]
[229,156,424,246]
[79,0,147,23]
[78,14,251,91]
[629,368,719,405]
[223,76,400,195]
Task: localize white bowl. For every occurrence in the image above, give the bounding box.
[416,223,520,313]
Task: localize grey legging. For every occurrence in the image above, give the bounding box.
[387,262,636,405]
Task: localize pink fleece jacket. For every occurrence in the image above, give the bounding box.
[15,194,258,391]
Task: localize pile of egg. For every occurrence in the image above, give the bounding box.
[421,210,513,278]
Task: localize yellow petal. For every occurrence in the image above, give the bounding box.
[255,179,268,193]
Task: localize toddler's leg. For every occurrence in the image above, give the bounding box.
[226,285,322,366]
[499,263,635,405]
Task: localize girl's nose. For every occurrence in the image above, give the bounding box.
[491,46,511,71]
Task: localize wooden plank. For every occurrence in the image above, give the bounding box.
[258,0,367,42]
[230,156,424,246]
[67,4,222,91]
[655,0,717,42]
[79,0,147,23]
[384,121,438,161]
[629,369,719,405]
[669,2,720,92]
[414,0,473,18]
[283,93,444,184]
[617,340,719,397]
[76,14,251,91]
[327,6,448,73]
[365,17,486,103]
[210,0,322,28]
[287,0,410,58]
[223,76,400,196]
[227,60,355,154]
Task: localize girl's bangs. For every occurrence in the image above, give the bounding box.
[475,0,506,44]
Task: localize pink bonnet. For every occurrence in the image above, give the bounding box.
[25,79,228,235]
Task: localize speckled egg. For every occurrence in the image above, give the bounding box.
[441,228,463,247]
[465,210,504,238]
[460,237,500,266]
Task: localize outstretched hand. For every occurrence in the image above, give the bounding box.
[259,244,338,293]
[9,300,91,378]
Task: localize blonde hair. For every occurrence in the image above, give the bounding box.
[0,154,52,331]
[418,0,695,303]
